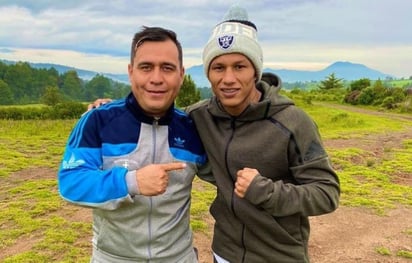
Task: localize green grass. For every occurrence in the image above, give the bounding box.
[388,79,412,88]
[0,102,411,262]
[0,119,76,177]
[330,142,412,214]
[298,102,410,139]
[190,178,215,232]
[375,246,391,256]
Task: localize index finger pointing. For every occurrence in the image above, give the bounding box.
[160,162,187,172]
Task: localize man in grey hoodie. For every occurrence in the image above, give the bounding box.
[186,5,340,262]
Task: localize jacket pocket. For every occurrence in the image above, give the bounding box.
[273,214,307,244]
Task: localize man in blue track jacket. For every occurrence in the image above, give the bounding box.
[58,26,207,263]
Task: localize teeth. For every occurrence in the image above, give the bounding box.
[222,89,237,92]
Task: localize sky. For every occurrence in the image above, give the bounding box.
[0,0,411,78]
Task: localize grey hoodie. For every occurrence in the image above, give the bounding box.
[188,73,340,262]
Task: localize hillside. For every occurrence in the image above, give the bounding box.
[187,61,394,87]
[1,59,394,87]
[0,59,130,84]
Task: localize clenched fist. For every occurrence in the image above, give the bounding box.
[234,167,259,198]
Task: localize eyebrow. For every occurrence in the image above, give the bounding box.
[212,59,249,65]
[136,61,178,68]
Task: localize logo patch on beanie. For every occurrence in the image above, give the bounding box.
[218,35,234,50]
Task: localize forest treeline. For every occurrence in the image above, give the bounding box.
[0,61,205,119]
[0,61,212,107]
[0,61,411,119]
[0,61,130,105]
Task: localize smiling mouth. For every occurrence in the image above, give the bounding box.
[147,89,167,94]
[221,88,239,96]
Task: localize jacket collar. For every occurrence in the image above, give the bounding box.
[125,92,174,125]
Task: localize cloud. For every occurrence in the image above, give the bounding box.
[0,0,411,78]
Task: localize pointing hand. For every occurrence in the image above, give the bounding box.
[136,162,186,196]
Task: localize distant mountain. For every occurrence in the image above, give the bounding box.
[186,61,395,87]
[0,59,129,84]
[1,59,394,87]
[188,61,394,87]
[265,61,393,83]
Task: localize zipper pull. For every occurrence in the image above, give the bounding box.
[153,116,160,126]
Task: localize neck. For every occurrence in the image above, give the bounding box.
[251,88,262,104]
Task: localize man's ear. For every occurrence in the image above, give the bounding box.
[127,64,134,82]
[180,66,185,85]
[128,64,133,75]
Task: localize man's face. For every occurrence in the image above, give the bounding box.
[208,53,257,116]
[128,39,184,117]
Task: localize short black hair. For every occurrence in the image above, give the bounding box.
[130,26,183,66]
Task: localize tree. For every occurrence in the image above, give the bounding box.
[357,86,375,105]
[84,74,112,101]
[176,75,201,108]
[370,79,389,105]
[0,61,8,79]
[112,82,130,99]
[41,86,62,106]
[0,79,14,105]
[350,78,370,91]
[31,67,59,101]
[60,70,83,100]
[318,73,343,90]
[4,62,33,103]
[382,87,406,109]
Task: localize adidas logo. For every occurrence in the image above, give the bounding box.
[174,137,185,147]
[62,153,85,169]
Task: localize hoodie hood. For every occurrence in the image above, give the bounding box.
[261,72,282,89]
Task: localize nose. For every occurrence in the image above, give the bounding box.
[150,67,164,85]
[222,68,236,84]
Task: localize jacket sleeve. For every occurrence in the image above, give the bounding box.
[57,111,132,210]
[244,107,340,217]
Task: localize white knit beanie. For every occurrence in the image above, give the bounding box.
[202,5,263,81]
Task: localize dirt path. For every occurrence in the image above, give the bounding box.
[309,206,412,263]
[194,206,412,263]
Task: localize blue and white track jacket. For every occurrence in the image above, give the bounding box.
[58,93,207,262]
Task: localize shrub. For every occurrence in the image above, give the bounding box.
[0,102,87,120]
[0,107,46,120]
[51,102,87,119]
[344,90,361,105]
[399,97,412,113]
[381,96,397,109]
[357,86,375,105]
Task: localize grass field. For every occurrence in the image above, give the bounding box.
[0,103,411,262]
